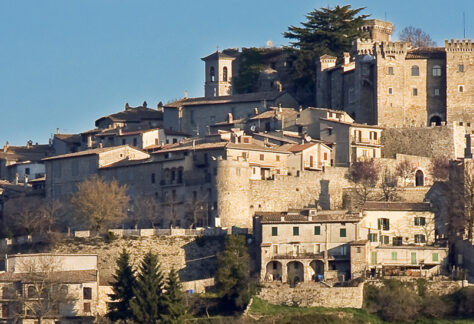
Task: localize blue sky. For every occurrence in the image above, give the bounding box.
[0,0,472,145]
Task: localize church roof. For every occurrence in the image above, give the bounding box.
[165,91,289,109]
[201,51,237,61]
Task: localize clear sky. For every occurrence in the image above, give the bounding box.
[0,0,472,145]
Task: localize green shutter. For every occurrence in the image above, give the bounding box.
[392,252,397,260]
[420,217,426,226]
[371,251,377,265]
[293,226,299,236]
[411,252,417,264]
[432,253,439,262]
[377,219,382,230]
[314,226,321,235]
[340,228,346,237]
[271,227,278,236]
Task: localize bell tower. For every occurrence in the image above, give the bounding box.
[201,50,236,97]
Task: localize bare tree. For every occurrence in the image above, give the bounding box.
[4,256,77,324]
[463,161,474,242]
[347,159,380,208]
[378,169,400,202]
[396,159,416,187]
[70,176,129,233]
[185,192,210,228]
[399,26,436,47]
[131,196,163,228]
[430,156,450,181]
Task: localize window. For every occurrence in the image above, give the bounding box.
[434,88,440,96]
[2,303,8,318]
[223,67,228,81]
[271,227,278,236]
[432,65,441,76]
[25,167,30,175]
[393,236,403,246]
[391,252,398,261]
[133,138,137,146]
[210,66,215,82]
[432,253,439,262]
[328,128,332,135]
[412,88,418,96]
[459,85,464,93]
[324,152,328,160]
[293,226,299,236]
[415,234,426,243]
[368,233,378,242]
[314,226,321,235]
[378,218,390,231]
[84,302,91,313]
[276,155,280,162]
[380,235,389,245]
[260,154,264,161]
[414,217,426,226]
[411,65,419,76]
[388,87,393,95]
[387,66,394,75]
[151,173,155,184]
[83,287,92,300]
[190,111,195,124]
[340,228,346,237]
[356,247,361,253]
[173,138,178,144]
[28,286,37,298]
[459,64,464,72]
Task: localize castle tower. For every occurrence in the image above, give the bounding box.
[201,50,236,97]
[445,39,474,133]
[360,19,394,42]
[315,54,337,108]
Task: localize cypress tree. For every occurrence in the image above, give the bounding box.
[161,269,188,324]
[107,249,136,323]
[130,251,164,324]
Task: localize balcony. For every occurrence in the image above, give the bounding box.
[351,137,381,146]
[304,161,324,170]
[271,252,325,260]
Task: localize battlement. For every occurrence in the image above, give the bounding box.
[361,19,394,42]
[445,39,474,51]
[377,41,411,55]
[354,39,376,55]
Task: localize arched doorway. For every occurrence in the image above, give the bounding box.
[415,170,424,187]
[265,261,282,281]
[287,261,304,287]
[310,260,325,281]
[429,116,442,126]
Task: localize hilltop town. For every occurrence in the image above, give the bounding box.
[0,7,473,324]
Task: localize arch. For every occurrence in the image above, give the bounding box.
[210,66,215,82]
[265,261,282,281]
[223,66,228,81]
[415,169,424,187]
[287,261,304,287]
[429,115,442,126]
[411,65,419,76]
[310,260,325,281]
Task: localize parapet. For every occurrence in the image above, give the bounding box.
[445,39,473,51]
[377,41,411,55]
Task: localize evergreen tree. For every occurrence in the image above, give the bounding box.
[215,235,251,311]
[283,5,369,105]
[161,269,188,324]
[107,249,136,323]
[130,251,165,324]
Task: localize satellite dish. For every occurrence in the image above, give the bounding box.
[250,125,256,132]
[305,135,312,142]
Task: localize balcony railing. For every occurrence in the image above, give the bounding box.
[304,161,323,170]
[351,137,381,145]
[271,252,325,260]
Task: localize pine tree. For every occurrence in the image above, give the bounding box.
[283,5,369,105]
[161,269,188,324]
[130,251,164,324]
[215,235,251,311]
[107,249,136,324]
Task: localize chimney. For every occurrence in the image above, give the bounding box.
[343,52,350,65]
[280,215,285,222]
[125,103,130,110]
[24,174,28,187]
[184,90,188,99]
[254,107,259,115]
[157,101,163,111]
[142,101,147,108]
[87,135,92,148]
[99,143,103,148]
[278,103,282,112]
[227,113,233,123]
[3,141,8,153]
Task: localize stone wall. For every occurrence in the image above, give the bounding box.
[53,235,224,286]
[258,282,364,308]
[381,124,466,159]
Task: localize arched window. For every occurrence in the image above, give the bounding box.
[411,65,419,76]
[415,170,424,187]
[432,65,441,77]
[223,67,228,81]
[210,66,215,82]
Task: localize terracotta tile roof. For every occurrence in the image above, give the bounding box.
[363,201,432,211]
[0,270,97,283]
[406,47,445,59]
[249,107,297,120]
[165,91,288,108]
[257,210,359,223]
[42,145,130,161]
[287,142,316,153]
[95,106,163,126]
[227,142,291,153]
[253,132,298,144]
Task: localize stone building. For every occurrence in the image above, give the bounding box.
[0,254,101,324]
[316,22,473,133]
